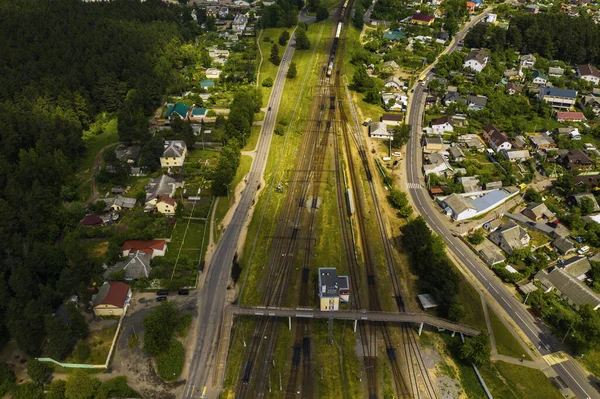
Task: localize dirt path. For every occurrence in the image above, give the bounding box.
[85,142,119,206]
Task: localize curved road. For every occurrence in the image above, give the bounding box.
[180,35,297,399]
[405,11,600,399]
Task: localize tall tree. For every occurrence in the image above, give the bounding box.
[27,359,53,388]
[143,302,178,355]
[295,28,310,50]
[269,43,281,65]
[286,62,297,78]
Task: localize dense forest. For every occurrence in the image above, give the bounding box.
[0,0,200,355]
[465,13,600,65]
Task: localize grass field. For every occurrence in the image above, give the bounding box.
[480,361,563,399]
[455,275,488,333]
[65,325,118,365]
[258,28,289,107]
[580,349,600,379]
[487,305,532,360]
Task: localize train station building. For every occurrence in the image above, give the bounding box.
[318,268,349,311]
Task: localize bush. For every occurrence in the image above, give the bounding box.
[0,367,16,397]
[263,36,271,42]
[460,334,491,366]
[175,313,192,337]
[156,340,185,381]
[261,77,273,87]
[73,342,91,363]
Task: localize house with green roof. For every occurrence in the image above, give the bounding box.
[532,70,548,85]
[200,79,215,88]
[165,102,190,119]
[383,31,406,42]
[190,107,207,120]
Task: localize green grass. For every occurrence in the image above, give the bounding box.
[242,124,262,151]
[487,305,532,361]
[441,334,487,398]
[259,28,289,107]
[480,361,563,399]
[213,154,253,242]
[455,276,488,333]
[79,113,119,172]
[579,349,600,379]
[156,340,185,381]
[64,325,118,365]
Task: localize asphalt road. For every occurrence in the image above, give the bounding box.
[405,12,600,399]
[180,35,297,399]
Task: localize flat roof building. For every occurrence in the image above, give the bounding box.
[318,268,349,311]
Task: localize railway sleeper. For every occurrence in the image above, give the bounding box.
[242,360,253,383]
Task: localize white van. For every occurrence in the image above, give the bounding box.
[577,246,590,255]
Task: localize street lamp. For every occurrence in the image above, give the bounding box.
[223,182,232,200]
[561,325,574,344]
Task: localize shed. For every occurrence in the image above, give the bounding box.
[417,294,439,309]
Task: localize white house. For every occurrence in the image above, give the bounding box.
[486,13,497,23]
[463,49,489,73]
[383,76,403,90]
[205,68,222,79]
[430,116,454,135]
[369,122,391,139]
[441,194,477,220]
[577,64,600,85]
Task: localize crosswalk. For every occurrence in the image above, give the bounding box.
[543,351,569,366]
[407,182,422,189]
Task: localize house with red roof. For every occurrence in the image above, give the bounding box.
[93,282,131,316]
[412,13,435,25]
[81,215,103,226]
[156,195,178,215]
[121,240,167,258]
[556,111,585,122]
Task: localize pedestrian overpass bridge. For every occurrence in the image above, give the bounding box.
[225,305,480,336]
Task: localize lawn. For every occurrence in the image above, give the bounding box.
[487,305,532,360]
[455,276,488,333]
[79,113,119,173]
[480,361,563,399]
[242,124,262,151]
[258,27,289,107]
[580,349,600,379]
[65,325,118,365]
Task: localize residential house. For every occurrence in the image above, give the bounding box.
[569,193,600,212]
[563,149,594,172]
[423,152,452,176]
[466,1,476,13]
[538,87,578,109]
[145,175,181,201]
[382,60,399,71]
[562,256,591,280]
[463,49,490,73]
[485,181,503,190]
[483,218,502,232]
[165,102,190,119]
[156,195,177,216]
[489,221,531,255]
[369,122,391,139]
[552,236,576,255]
[581,94,600,115]
[505,82,523,95]
[232,13,248,32]
[122,240,168,258]
[459,176,482,193]
[529,133,555,149]
[486,13,497,23]
[525,4,539,13]
[384,76,403,90]
[381,113,403,126]
[205,68,222,79]
[512,135,527,149]
[522,202,554,221]
[81,215,103,226]
[430,116,454,135]
[104,252,152,280]
[103,196,136,212]
[318,268,349,311]
[381,93,407,111]
[208,48,230,59]
[536,267,600,310]
[459,134,485,151]
[501,149,531,162]
[449,146,465,162]
[160,140,188,168]
[483,124,512,152]
[548,67,565,77]
[92,282,131,317]
[200,79,215,89]
[441,193,477,220]
[556,126,581,140]
[479,246,506,266]
[114,144,141,164]
[531,70,548,85]
[436,31,450,42]
[577,64,600,85]
[520,54,537,68]
[443,91,462,106]
[412,13,435,26]
[467,95,487,110]
[383,30,406,42]
[423,136,444,152]
[504,68,522,81]
[556,111,585,122]
[189,107,208,122]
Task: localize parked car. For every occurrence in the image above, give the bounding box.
[178,289,190,295]
[156,290,168,296]
[156,296,167,302]
[578,246,590,255]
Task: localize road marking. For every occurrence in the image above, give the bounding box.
[407,182,421,189]
[544,351,569,365]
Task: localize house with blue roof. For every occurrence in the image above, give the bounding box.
[538,87,578,109]
[200,79,215,88]
[165,102,190,119]
[383,30,406,42]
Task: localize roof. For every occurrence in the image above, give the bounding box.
[578,64,600,78]
[384,76,403,86]
[122,240,167,255]
[464,48,489,64]
[412,13,435,22]
[417,294,439,309]
[502,149,530,160]
[166,102,190,119]
[540,268,600,308]
[191,107,207,117]
[518,281,538,294]
[532,70,548,81]
[562,256,591,279]
[541,87,577,99]
[318,268,348,298]
[548,67,564,75]
[489,130,509,147]
[105,252,152,280]
[104,196,137,211]
[431,115,453,126]
[94,282,130,308]
[449,146,464,158]
[158,195,177,207]
[470,188,516,212]
[523,202,553,219]
[571,193,599,211]
[552,236,576,254]
[200,79,215,87]
[382,113,403,121]
[426,136,443,145]
[491,221,529,250]
[444,193,476,215]
[383,31,406,41]
[146,175,177,198]
[370,122,388,135]
[530,134,554,147]
[82,215,103,226]
[479,246,506,265]
[557,111,585,120]
[565,149,593,167]
[468,95,487,107]
[162,140,187,158]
